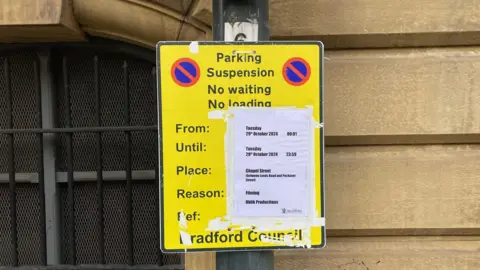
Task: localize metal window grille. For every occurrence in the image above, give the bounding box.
[0,41,183,269]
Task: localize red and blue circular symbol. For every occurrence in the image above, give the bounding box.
[282,57,311,86]
[171,58,200,87]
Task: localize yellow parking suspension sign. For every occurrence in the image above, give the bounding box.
[156,41,325,252]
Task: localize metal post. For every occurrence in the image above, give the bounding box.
[213,0,274,269]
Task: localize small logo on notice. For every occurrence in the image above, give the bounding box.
[281,208,302,214]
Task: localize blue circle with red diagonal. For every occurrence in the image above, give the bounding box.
[282,57,311,86]
[171,58,200,87]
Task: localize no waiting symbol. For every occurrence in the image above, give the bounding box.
[171,58,200,87]
[282,57,311,86]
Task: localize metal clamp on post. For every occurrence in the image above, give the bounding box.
[213,0,270,42]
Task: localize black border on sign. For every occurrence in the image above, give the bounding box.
[155,41,325,253]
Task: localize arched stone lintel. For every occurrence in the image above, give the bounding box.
[0,0,85,43]
[0,0,212,47]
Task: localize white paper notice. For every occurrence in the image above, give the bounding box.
[231,108,312,218]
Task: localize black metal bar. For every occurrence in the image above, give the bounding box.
[38,49,62,265]
[213,1,273,270]
[155,155,162,266]
[124,60,134,266]
[94,56,105,264]
[63,56,76,265]
[152,67,163,266]
[0,126,158,134]
[0,38,156,64]
[34,58,47,266]
[5,57,18,267]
